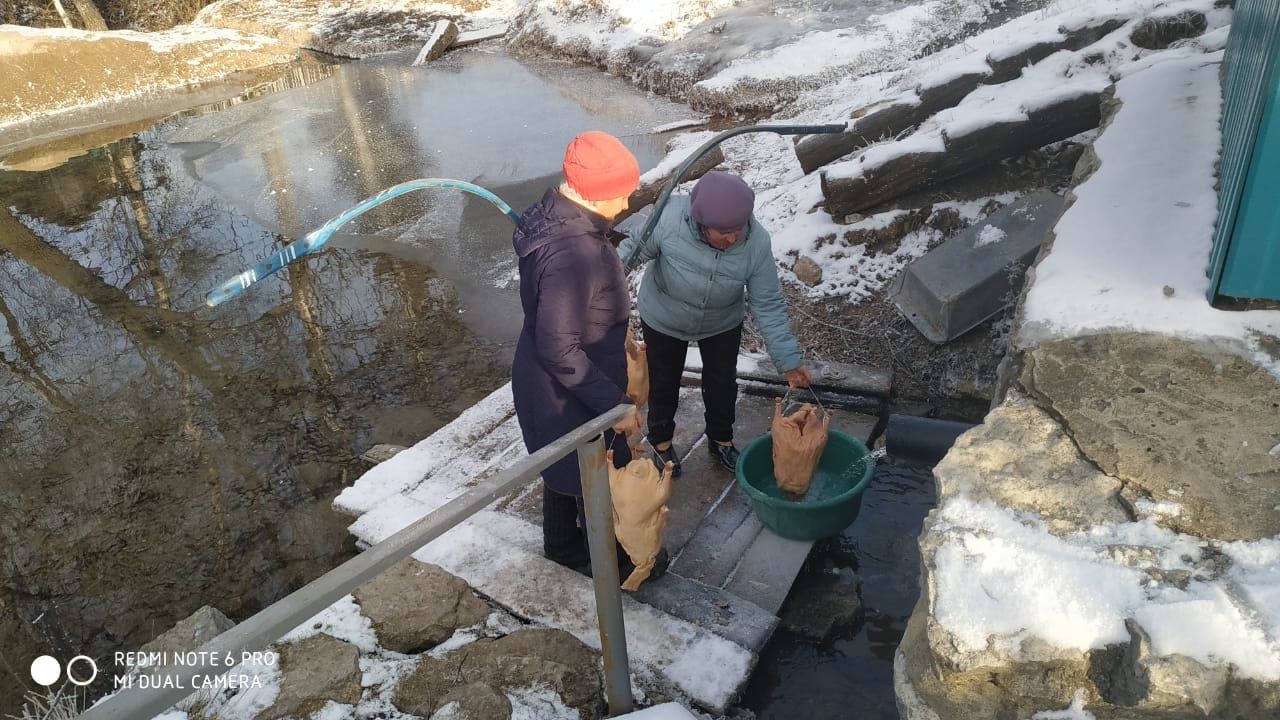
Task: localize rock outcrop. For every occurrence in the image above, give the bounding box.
[393,628,604,720]
[895,48,1280,719]
[1020,333,1280,542]
[353,557,490,653]
[256,634,363,720]
[898,392,1280,719]
[138,605,236,657]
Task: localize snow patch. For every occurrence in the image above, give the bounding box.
[280,594,378,653]
[1032,689,1096,720]
[310,701,356,720]
[695,0,994,93]
[974,224,1007,247]
[335,383,516,516]
[652,118,709,133]
[1133,497,1182,518]
[639,130,716,186]
[932,496,1280,681]
[508,684,582,720]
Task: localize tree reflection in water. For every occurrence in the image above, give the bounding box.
[0,131,506,709]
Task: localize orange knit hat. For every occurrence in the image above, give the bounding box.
[562,131,641,201]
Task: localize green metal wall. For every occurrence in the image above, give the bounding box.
[1209,0,1280,301]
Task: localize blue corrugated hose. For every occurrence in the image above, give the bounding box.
[205,178,520,307]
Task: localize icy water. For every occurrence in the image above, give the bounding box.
[741,460,937,719]
[166,50,694,350]
[0,50,691,710]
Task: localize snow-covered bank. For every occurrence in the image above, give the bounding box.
[0,23,294,146]
[0,0,517,150]
[897,45,1280,720]
[1017,56,1280,368]
[193,0,515,58]
[509,0,1014,114]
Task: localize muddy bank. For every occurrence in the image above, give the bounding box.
[192,0,492,57]
[0,25,296,140]
[5,0,218,32]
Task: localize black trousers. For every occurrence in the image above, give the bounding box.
[642,319,742,446]
[543,484,589,565]
[542,431,630,565]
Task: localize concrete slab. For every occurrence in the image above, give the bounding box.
[672,486,760,587]
[658,385,774,554]
[453,24,509,48]
[629,571,778,651]
[616,703,700,720]
[673,408,878,614]
[740,357,893,398]
[412,20,459,66]
[683,357,890,414]
[890,191,1065,343]
[724,529,815,615]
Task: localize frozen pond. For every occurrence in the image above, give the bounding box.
[168,50,695,350]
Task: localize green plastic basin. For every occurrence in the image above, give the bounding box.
[734,430,875,541]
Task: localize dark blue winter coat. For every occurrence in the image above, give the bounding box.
[512,188,633,495]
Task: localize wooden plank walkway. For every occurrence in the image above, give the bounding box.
[336,358,886,712]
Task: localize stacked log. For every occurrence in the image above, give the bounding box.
[794,18,1125,174]
[820,89,1103,217]
[614,147,725,226]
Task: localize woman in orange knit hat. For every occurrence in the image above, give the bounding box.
[511,131,665,579]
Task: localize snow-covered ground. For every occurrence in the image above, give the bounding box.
[1017,53,1280,373]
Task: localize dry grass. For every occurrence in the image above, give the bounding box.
[98,0,219,30]
[3,0,219,30]
[9,689,79,720]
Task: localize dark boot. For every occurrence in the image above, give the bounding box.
[650,441,682,477]
[619,546,670,583]
[543,486,590,572]
[573,545,671,583]
[708,441,740,472]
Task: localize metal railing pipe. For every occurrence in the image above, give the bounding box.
[578,435,634,716]
[78,403,634,720]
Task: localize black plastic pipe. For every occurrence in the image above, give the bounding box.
[885,415,977,465]
[627,123,847,266]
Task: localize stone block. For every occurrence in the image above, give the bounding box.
[1019,333,1280,540]
[354,558,490,653]
[256,634,362,720]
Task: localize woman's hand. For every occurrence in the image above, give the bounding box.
[784,365,812,389]
[613,405,643,436]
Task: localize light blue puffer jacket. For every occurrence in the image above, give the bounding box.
[618,196,804,372]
